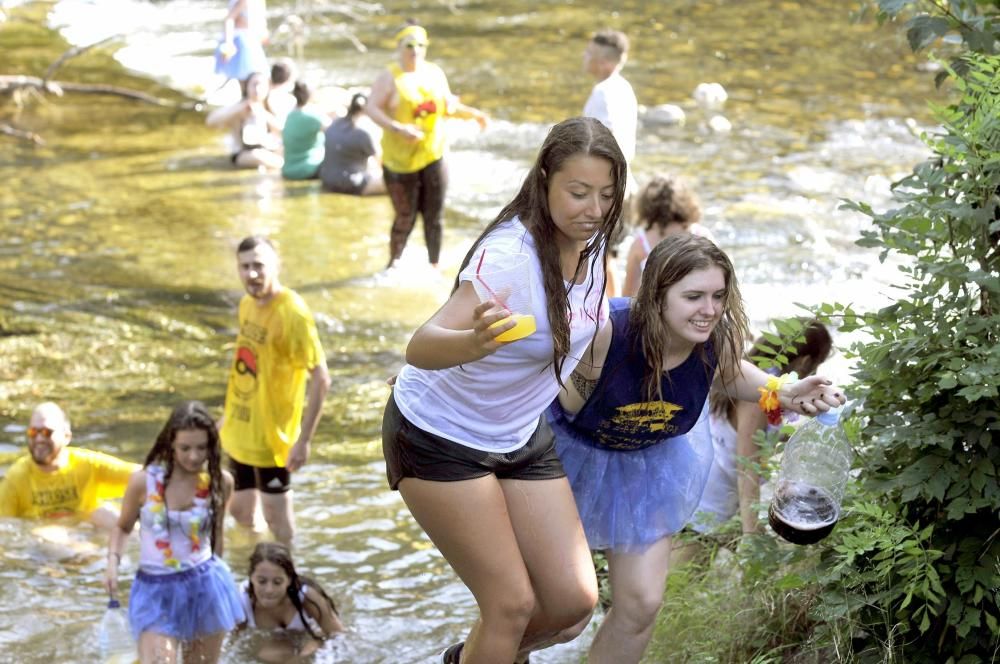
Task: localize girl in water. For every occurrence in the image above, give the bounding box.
[547,235,845,664]
[206,71,284,171]
[239,542,344,660]
[382,116,625,663]
[105,401,243,664]
[620,173,713,297]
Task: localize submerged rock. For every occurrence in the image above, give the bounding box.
[642,103,686,126]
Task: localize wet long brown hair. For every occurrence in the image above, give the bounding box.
[630,234,750,401]
[454,117,627,381]
[143,401,225,556]
[247,542,339,640]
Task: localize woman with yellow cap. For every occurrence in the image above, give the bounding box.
[367,20,489,270]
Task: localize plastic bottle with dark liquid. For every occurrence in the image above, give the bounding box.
[768,406,850,545]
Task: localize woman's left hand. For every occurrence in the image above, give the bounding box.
[779,375,846,415]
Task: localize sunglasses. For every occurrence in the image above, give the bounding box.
[27,426,55,439]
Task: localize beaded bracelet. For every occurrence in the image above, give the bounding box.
[757,373,790,426]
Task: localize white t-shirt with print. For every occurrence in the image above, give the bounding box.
[393,218,608,453]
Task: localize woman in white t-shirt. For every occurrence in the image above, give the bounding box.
[382,117,627,664]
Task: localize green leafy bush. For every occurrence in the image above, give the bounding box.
[826,51,1000,661]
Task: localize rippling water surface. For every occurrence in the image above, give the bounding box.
[0,0,942,661]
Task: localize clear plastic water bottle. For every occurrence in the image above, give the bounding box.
[98,598,135,663]
[768,406,851,545]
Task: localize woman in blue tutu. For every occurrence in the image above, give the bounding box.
[214,0,269,83]
[105,401,244,663]
[547,234,845,663]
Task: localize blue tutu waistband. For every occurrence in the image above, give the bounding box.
[129,555,245,642]
[548,401,714,553]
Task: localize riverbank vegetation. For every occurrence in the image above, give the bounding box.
[646,2,999,662]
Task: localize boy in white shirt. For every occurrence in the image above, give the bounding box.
[583,29,638,296]
[583,29,637,165]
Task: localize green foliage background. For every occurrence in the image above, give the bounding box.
[648,2,999,662]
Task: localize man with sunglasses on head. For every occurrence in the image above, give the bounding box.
[367,19,488,271]
[0,402,138,530]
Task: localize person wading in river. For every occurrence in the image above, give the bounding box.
[0,402,138,530]
[366,20,488,271]
[218,236,330,546]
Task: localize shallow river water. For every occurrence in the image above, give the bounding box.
[0,0,942,661]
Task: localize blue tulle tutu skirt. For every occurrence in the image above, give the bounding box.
[549,401,715,553]
[214,31,268,82]
[128,556,245,641]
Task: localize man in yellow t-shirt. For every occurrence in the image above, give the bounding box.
[366,22,488,270]
[0,402,138,530]
[220,236,330,545]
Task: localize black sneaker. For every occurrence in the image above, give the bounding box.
[442,642,464,664]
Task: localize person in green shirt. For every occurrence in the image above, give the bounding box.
[281,80,332,180]
[0,402,138,530]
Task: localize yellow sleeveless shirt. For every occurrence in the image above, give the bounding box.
[381,61,450,174]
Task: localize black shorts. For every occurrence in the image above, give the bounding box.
[382,392,565,490]
[228,458,291,494]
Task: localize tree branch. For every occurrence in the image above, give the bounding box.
[0,122,44,145]
[43,35,118,83]
[0,75,203,110]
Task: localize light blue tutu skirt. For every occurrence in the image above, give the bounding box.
[128,556,245,641]
[214,31,268,82]
[549,401,715,554]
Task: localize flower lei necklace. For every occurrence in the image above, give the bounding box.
[147,465,211,569]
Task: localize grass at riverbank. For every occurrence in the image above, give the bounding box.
[644,529,847,664]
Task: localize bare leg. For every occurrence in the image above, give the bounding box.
[399,476,535,664]
[501,478,598,659]
[667,536,702,572]
[182,631,226,664]
[260,490,295,546]
[588,536,673,664]
[229,488,265,532]
[139,631,181,664]
[234,148,283,171]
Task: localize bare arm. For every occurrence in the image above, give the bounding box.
[621,240,644,298]
[214,471,235,557]
[104,470,146,597]
[405,281,517,369]
[222,0,245,42]
[206,100,248,128]
[285,361,331,473]
[734,400,767,534]
[306,586,345,636]
[717,359,844,415]
[447,98,489,130]
[366,70,422,142]
[557,321,613,414]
